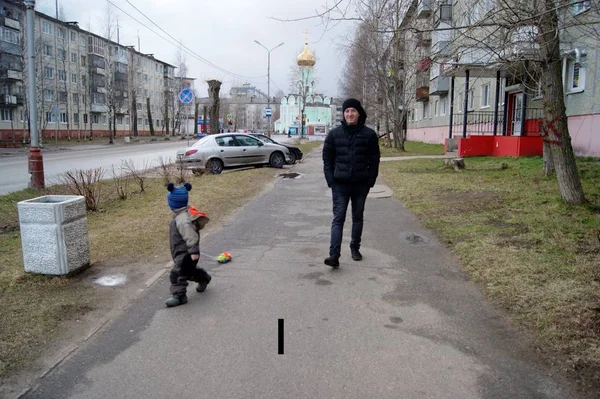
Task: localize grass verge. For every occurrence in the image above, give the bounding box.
[379,140,444,157]
[0,166,279,380]
[379,156,600,389]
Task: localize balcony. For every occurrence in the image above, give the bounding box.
[2,16,20,31]
[417,57,432,72]
[431,40,450,57]
[434,3,452,26]
[417,0,432,19]
[509,25,540,59]
[429,76,449,95]
[416,31,432,47]
[1,94,19,106]
[2,69,22,80]
[416,87,429,102]
[92,67,106,76]
[115,71,128,82]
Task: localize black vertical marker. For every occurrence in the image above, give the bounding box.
[278,319,284,355]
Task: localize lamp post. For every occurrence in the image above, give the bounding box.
[254,40,283,136]
[24,0,44,188]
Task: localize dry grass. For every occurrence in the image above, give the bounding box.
[380,156,600,389]
[0,165,278,379]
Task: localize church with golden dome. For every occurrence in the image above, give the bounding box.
[274,38,334,136]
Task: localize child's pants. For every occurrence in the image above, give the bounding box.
[169,254,211,296]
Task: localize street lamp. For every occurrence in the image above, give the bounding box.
[24,0,44,188]
[254,40,283,136]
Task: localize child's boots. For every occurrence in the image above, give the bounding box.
[196,274,212,293]
[165,294,188,307]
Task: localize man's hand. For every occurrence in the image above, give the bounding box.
[191,254,200,261]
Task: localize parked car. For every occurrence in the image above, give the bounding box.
[249,133,303,164]
[196,132,208,139]
[177,133,291,174]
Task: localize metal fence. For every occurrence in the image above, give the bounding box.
[450,109,544,136]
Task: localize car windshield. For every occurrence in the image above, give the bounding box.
[253,135,276,144]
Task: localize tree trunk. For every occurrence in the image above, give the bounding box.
[540,0,585,204]
[207,80,221,135]
[147,97,155,136]
[203,105,208,134]
[164,98,169,136]
[543,140,555,176]
[194,102,199,135]
[132,95,138,137]
[108,110,114,144]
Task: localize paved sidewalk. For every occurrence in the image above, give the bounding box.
[22,149,580,398]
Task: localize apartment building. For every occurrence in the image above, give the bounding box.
[401,0,599,157]
[0,2,181,146]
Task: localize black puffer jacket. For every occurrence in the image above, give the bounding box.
[322,114,380,187]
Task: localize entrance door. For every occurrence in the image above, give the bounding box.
[511,92,524,136]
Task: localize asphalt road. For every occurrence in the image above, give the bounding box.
[22,148,581,399]
[0,140,191,195]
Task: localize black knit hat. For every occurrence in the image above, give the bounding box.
[342,98,367,122]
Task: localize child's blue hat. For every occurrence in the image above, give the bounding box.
[166,182,192,210]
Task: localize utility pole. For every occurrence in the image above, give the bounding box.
[25,0,44,188]
[254,40,283,137]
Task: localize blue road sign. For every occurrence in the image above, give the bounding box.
[178,88,194,104]
[265,106,272,118]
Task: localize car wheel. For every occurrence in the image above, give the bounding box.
[207,159,224,174]
[269,152,285,168]
[287,152,297,165]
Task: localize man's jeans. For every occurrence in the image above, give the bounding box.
[329,182,370,258]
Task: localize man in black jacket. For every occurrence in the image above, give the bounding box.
[322,98,380,268]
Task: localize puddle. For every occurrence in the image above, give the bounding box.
[94,274,128,287]
[279,172,302,179]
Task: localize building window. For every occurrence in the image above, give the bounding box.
[81,75,87,86]
[70,31,76,42]
[1,109,12,121]
[567,59,585,93]
[81,55,86,66]
[57,28,65,40]
[73,113,79,124]
[60,112,68,123]
[468,89,475,110]
[71,53,77,63]
[144,118,148,126]
[44,89,55,101]
[43,44,53,56]
[73,93,79,103]
[59,91,68,103]
[83,113,88,124]
[44,66,54,79]
[58,70,67,81]
[441,96,447,116]
[125,117,129,125]
[92,114,99,124]
[481,83,491,108]
[46,111,56,122]
[434,100,439,117]
[571,0,590,14]
[71,73,77,83]
[137,117,142,126]
[457,92,464,112]
[423,102,430,119]
[116,116,123,125]
[58,49,66,60]
[42,21,52,35]
[1,27,20,44]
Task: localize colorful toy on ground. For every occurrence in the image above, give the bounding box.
[217,252,232,263]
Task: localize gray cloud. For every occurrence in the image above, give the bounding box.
[36,0,353,98]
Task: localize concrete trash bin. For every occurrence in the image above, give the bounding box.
[17,195,91,275]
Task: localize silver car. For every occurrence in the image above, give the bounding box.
[177,133,291,174]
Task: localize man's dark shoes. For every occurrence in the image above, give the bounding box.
[196,274,212,293]
[324,256,340,268]
[351,248,363,261]
[165,295,188,307]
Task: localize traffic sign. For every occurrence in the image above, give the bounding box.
[178,88,194,105]
[265,106,272,118]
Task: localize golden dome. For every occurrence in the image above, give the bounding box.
[297,41,316,67]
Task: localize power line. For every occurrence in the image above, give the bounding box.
[121,0,266,80]
[104,0,266,82]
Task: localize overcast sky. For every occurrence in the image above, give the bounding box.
[35,0,355,99]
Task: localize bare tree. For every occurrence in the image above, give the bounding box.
[100,3,122,144]
[207,79,222,134]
